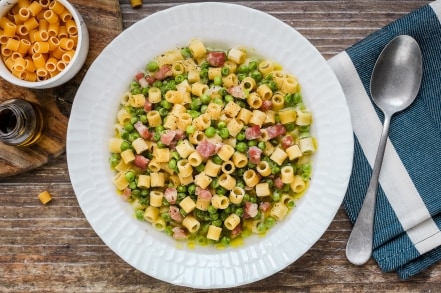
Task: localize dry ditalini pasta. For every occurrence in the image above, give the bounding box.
[0,0,78,81]
[108,39,316,247]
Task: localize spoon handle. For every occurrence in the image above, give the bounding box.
[346,113,392,265]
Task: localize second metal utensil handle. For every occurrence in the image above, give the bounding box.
[346,114,392,265]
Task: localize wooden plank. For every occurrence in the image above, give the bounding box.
[0,0,122,178]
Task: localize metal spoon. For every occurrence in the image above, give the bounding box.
[346,35,423,265]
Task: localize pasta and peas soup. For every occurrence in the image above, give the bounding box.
[108,39,316,247]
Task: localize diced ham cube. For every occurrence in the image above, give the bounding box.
[264,124,286,140]
[207,51,226,67]
[153,64,173,80]
[196,140,217,159]
[247,146,262,165]
[244,202,258,218]
[164,188,177,204]
[169,206,183,223]
[245,125,261,140]
[172,227,188,240]
[133,155,149,170]
[134,121,151,139]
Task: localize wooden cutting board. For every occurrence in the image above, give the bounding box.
[0,0,122,177]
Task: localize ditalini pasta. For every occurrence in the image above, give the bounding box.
[0,0,78,81]
[108,39,316,248]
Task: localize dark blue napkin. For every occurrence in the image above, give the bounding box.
[328,0,441,279]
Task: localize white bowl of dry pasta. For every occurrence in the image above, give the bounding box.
[67,2,353,289]
[0,0,89,89]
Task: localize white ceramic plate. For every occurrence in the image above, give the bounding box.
[67,2,353,289]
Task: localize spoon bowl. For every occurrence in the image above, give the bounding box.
[370,36,423,114]
[346,35,423,265]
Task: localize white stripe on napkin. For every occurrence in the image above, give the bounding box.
[328,52,441,254]
[430,0,441,21]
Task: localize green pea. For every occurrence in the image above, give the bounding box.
[139,115,147,124]
[257,222,267,233]
[146,60,159,72]
[218,128,229,139]
[212,219,222,227]
[299,125,310,132]
[161,212,171,222]
[221,66,230,76]
[168,159,177,169]
[200,61,209,69]
[188,110,200,119]
[188,184,196,195]
[272,190,281,201]
[235,208,244,217]
[200,94,210,105]
[177,193,186,202]
[293,92,302,104]
[236,142,248,153]
[209,154,221,164]
[109,154,120,167]
[190,98,202,110]
[161,99,172,110]
[130,116,138,124]
[217,121,227,129]
[200,68,209,78]
[271,166,281,175]
[135,210,144,220]
[213,76,223,86]
[121,131,129,140]
[258,141,266,150]
[124,123,134,132]
[164,226,173,236]
[285,123,296,132]
[235,132,246,142]
[251,70,263,82]
[156,142,166,148]
[268,80,278,91]
[210,177,219,188]
[208,205,217,214]
[128,132,140,142]
[120,141,131,151]
[151,133,160,143]
[221,236,231,246]
[195,164,205,173]
[141,87,149,96]
[186,125,196,135]
[213,98,224,106]
[158,108,168,117]
[248,60,259,71]
[125,171,135,182]
[216,187,226,195]
[175,74,185,83]
[201,105,208,114]
[172,151,180,160]
[248,140,257,147]
[205,126,216,138]
[264,216,276,228]
[181,47,192,58]
[224,94,234,103]
[131,88,141,95]
[237,73,246,82]
[237,64,248,74]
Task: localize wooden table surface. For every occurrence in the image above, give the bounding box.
[1,0,440,292]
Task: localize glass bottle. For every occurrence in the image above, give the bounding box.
[0,99,44,146]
